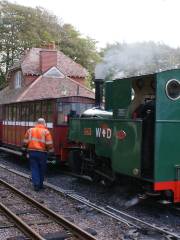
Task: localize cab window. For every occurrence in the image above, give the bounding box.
[166,79,180,100]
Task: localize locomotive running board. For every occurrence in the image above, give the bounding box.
[0,147,23,156]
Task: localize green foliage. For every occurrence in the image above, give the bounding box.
[58,24,101,85]
[0,1,100,88]
[0,0,62,80]
[0,73,6,90]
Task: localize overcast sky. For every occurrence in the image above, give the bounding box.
[8,0,180,48]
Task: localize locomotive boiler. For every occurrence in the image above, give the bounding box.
[69,69,180,203]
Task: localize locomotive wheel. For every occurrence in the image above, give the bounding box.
[68,150,82,174]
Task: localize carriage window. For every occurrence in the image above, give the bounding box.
[16,105,20,121]
[35,102,41,120]
[57,102,63,124]
[26,103,30,121]
[57,103,70,124]
[8,105,13,121]
[74,103,94,115]
[21,104,26,121]
[57,102,94,124]
[29,103,35,121]
[166,79,180,100]
[12,105,17,121]
[47,101,53,122]
[5,106,8,120]
[19,104,22,121]
[41,102,47,120]
[0,106,2,121]
[7,106,10,120]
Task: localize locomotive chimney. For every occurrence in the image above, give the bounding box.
[94,78,104,108]
[94,63,106,108]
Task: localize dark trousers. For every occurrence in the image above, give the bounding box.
[29,151,47,188]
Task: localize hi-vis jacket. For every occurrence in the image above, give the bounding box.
[23,124,53,152]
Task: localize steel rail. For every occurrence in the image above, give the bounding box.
[107,206,180,239]
[1,164,180,239]
[0,164,138,228]
[71,194,180,239]
[66,194,180,239]
[0,179,96,240]
[69,194,139,228]
[0,203,45,240]
[0,147,22,156]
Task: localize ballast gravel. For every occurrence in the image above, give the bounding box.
[0,161,126,239]
[0,153,180,239]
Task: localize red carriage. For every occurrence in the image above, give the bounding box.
[0,46,94,163]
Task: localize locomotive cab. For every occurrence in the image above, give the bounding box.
[131,75,156,180]
[107,70,180,202]
[107,74,156,182]
[0,96,94,165]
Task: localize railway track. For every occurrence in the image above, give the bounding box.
[0,177,96,240]
[0,163,180,239]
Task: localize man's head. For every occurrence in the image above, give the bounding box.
[37,118,46,125]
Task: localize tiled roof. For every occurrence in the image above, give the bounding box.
[0,86,28,105]
[0,76,94,104]
[10,48,87,77]
[56,51,87,77]
[21,48,41,75]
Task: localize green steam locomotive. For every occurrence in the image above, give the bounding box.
[69,69,180,203]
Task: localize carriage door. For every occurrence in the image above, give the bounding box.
[55,100,70,161]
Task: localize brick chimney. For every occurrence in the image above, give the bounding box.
[40,42,57,73]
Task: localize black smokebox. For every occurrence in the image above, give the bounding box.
[94,78,104,108]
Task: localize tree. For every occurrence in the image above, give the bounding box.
[0,1,100,87]
[0,1,63,85]
[58,24,101,86]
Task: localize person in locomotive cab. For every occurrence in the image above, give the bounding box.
[23,118,53,191]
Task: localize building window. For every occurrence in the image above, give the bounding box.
[15,71,22,89]
[43,67,65,78]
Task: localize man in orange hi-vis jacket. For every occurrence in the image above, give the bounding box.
[23,118,53,191]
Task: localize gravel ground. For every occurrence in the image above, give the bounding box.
[0,210,26,240]
[0,152,180,239]
[0,154,127,239]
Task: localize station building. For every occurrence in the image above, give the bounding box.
[0,43,94,104]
